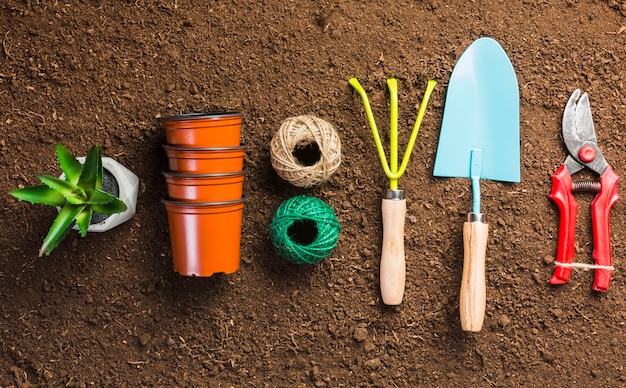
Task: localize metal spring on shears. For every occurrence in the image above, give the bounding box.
[572,180,601,192]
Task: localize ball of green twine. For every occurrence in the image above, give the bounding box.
[270,195,340,265]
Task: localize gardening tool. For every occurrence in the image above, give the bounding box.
[549,89,619,292]
[433,37,520,332]
[349,77,437,305]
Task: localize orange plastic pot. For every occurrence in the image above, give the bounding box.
[163,144,247,174]
[160,112,243,147]
[163,198,246,277]
[163,170,246,202]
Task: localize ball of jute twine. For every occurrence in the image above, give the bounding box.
[270,115,342,188]
[269,195,341,265]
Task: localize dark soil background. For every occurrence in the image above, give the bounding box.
[1,0,626,386]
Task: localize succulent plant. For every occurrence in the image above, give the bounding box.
[10,144,127,256]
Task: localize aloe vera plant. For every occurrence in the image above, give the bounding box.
[10,144,127,256]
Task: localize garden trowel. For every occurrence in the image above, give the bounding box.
[433,37,520,332]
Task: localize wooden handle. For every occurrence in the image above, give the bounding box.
[380,198,406,305]
[460,216,488,332]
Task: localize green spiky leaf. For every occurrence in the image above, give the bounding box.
[96,149,103,190]
[56,144,83,185]
[92,196,127,215]
[39,203,87,256]
[75,207,93,237]
[84,189,120,205]
[78,145,101,190]
[38,174,86,205]
[10,185,66,206]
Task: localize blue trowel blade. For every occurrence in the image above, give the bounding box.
[433,37,520,183]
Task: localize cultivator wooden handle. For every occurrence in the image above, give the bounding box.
[380,196,406,305]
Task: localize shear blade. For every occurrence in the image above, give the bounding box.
[574,92,596,143]
[563,89,595,143]
[562,89,609,175]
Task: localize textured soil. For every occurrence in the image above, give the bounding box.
[1,1,626,387]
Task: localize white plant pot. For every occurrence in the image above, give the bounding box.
[59,157,139,233]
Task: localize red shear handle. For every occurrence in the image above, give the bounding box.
[549,164,578,285]
[591,166,619,292]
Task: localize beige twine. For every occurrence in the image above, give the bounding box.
[270,115,342,188]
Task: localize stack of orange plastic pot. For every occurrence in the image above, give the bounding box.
[160,112,247,277]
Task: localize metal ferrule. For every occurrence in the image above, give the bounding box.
[467,212,486,223]
[386,189,404,200]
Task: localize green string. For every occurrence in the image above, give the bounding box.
[270,196,341,265]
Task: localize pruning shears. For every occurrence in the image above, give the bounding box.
[549,89,619,292]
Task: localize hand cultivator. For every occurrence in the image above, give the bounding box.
[549,89,619,292]
[349,77,437,305]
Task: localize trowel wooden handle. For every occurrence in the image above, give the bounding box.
[460,214,488,332]
[380,198,406,305]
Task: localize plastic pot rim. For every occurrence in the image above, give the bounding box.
[162,196,248,207]
[159,111,243,122]
[162,169,248,179]
[162,144,248,152]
